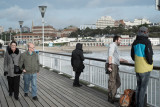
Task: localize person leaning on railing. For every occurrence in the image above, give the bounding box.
[106,35,128,104]
[131,26,153,107]
[71,43,85,87]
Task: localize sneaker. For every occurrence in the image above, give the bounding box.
[33,96,38,101]
[24,93,28,97]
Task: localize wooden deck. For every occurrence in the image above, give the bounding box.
[0,57,116,107]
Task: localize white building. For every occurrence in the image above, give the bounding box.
[134,18,151,26]
[125,18,151,27]
[0,26,4,34]
[96,16,115,29]
[0,39,4,45]
[120,35,136,46]
[53,37,77,44]
[149,38,160,45]
[80,24,96,30]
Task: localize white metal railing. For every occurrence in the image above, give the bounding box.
[16,49,158,107]
[38,51,160,107]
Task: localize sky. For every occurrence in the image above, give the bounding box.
[0,0,160,30]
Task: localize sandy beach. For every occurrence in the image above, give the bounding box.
[18,45,160,53]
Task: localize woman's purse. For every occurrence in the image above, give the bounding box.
[11,55,22,74]
[14,65,22,74]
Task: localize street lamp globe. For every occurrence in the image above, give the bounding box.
[19,21,23,28]
[39,6,47,18]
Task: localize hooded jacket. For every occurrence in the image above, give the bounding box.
[4,48,21,77]
[71,43,84,72]
[131,36,153,73]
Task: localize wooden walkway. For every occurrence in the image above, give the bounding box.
[0,57,116,107]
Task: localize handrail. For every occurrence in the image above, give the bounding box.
[38,50,160,70]
[18,47,160,70]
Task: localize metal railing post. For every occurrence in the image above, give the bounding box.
[70,70,75,80]
[58,56,63,74]
[159,71,160,107]
[50,54,53,70]
[87,60,95,87]
[42,53,45,67]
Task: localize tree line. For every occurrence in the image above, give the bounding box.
[69,24,160,38]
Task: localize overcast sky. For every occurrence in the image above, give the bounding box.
[0,0,160,30]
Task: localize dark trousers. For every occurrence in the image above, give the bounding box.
[7,76,20,98]
[73,72,81,85]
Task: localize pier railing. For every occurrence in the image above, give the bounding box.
[20,49,160,107]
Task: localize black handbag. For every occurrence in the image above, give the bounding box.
[11,55,22,74]
[105,63,111,74]
[14,65,22,74]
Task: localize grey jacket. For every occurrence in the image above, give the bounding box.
[4,48,21,77]
[19,51,39,74]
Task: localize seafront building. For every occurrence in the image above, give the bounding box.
[96,16,115,29]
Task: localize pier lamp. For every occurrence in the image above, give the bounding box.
[9,27,12,42]
[19,21,23,45]
[38,6,47,51]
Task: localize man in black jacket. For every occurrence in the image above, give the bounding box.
[71,43,84,87]
[131,26,153,107]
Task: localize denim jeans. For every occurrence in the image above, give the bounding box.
[23,73,37,97]
[136,72,150,107]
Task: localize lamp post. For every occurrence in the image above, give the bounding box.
[19,21,23,45]
[9,27,12,42]
[38,6,47,51]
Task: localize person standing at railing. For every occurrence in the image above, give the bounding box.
[19,43,40,101]
[106,35,128,104]
[131,26,153,107]
[71,43,85,87]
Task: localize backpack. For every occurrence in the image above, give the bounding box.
[119,89,135,107]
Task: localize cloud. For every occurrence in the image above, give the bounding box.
[0,0,159,31]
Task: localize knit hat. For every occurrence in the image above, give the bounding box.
[137,26,149,37]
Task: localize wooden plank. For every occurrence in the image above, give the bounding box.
[40,68,114,107]
[37,81,76,107]
[19,80,43,107]
[38,75,97,107]
[19,77,54,107]
[1,76,29,107]
[0,78,8,107]
[37,77,88,107]
[0,76,21,107]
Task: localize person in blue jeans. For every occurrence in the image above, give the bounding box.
[19,43,39,100]
[131,26,153,107]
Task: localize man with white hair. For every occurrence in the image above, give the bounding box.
[19,43,39,101]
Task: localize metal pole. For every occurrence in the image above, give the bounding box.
[87,60,95,87]
[5,35,6,45]
[159,71,160,107]
[20,28,22,46]
[42,18,44,51]
[58,56,63,74]
[10,32,11,42]
[42,18,45,67]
